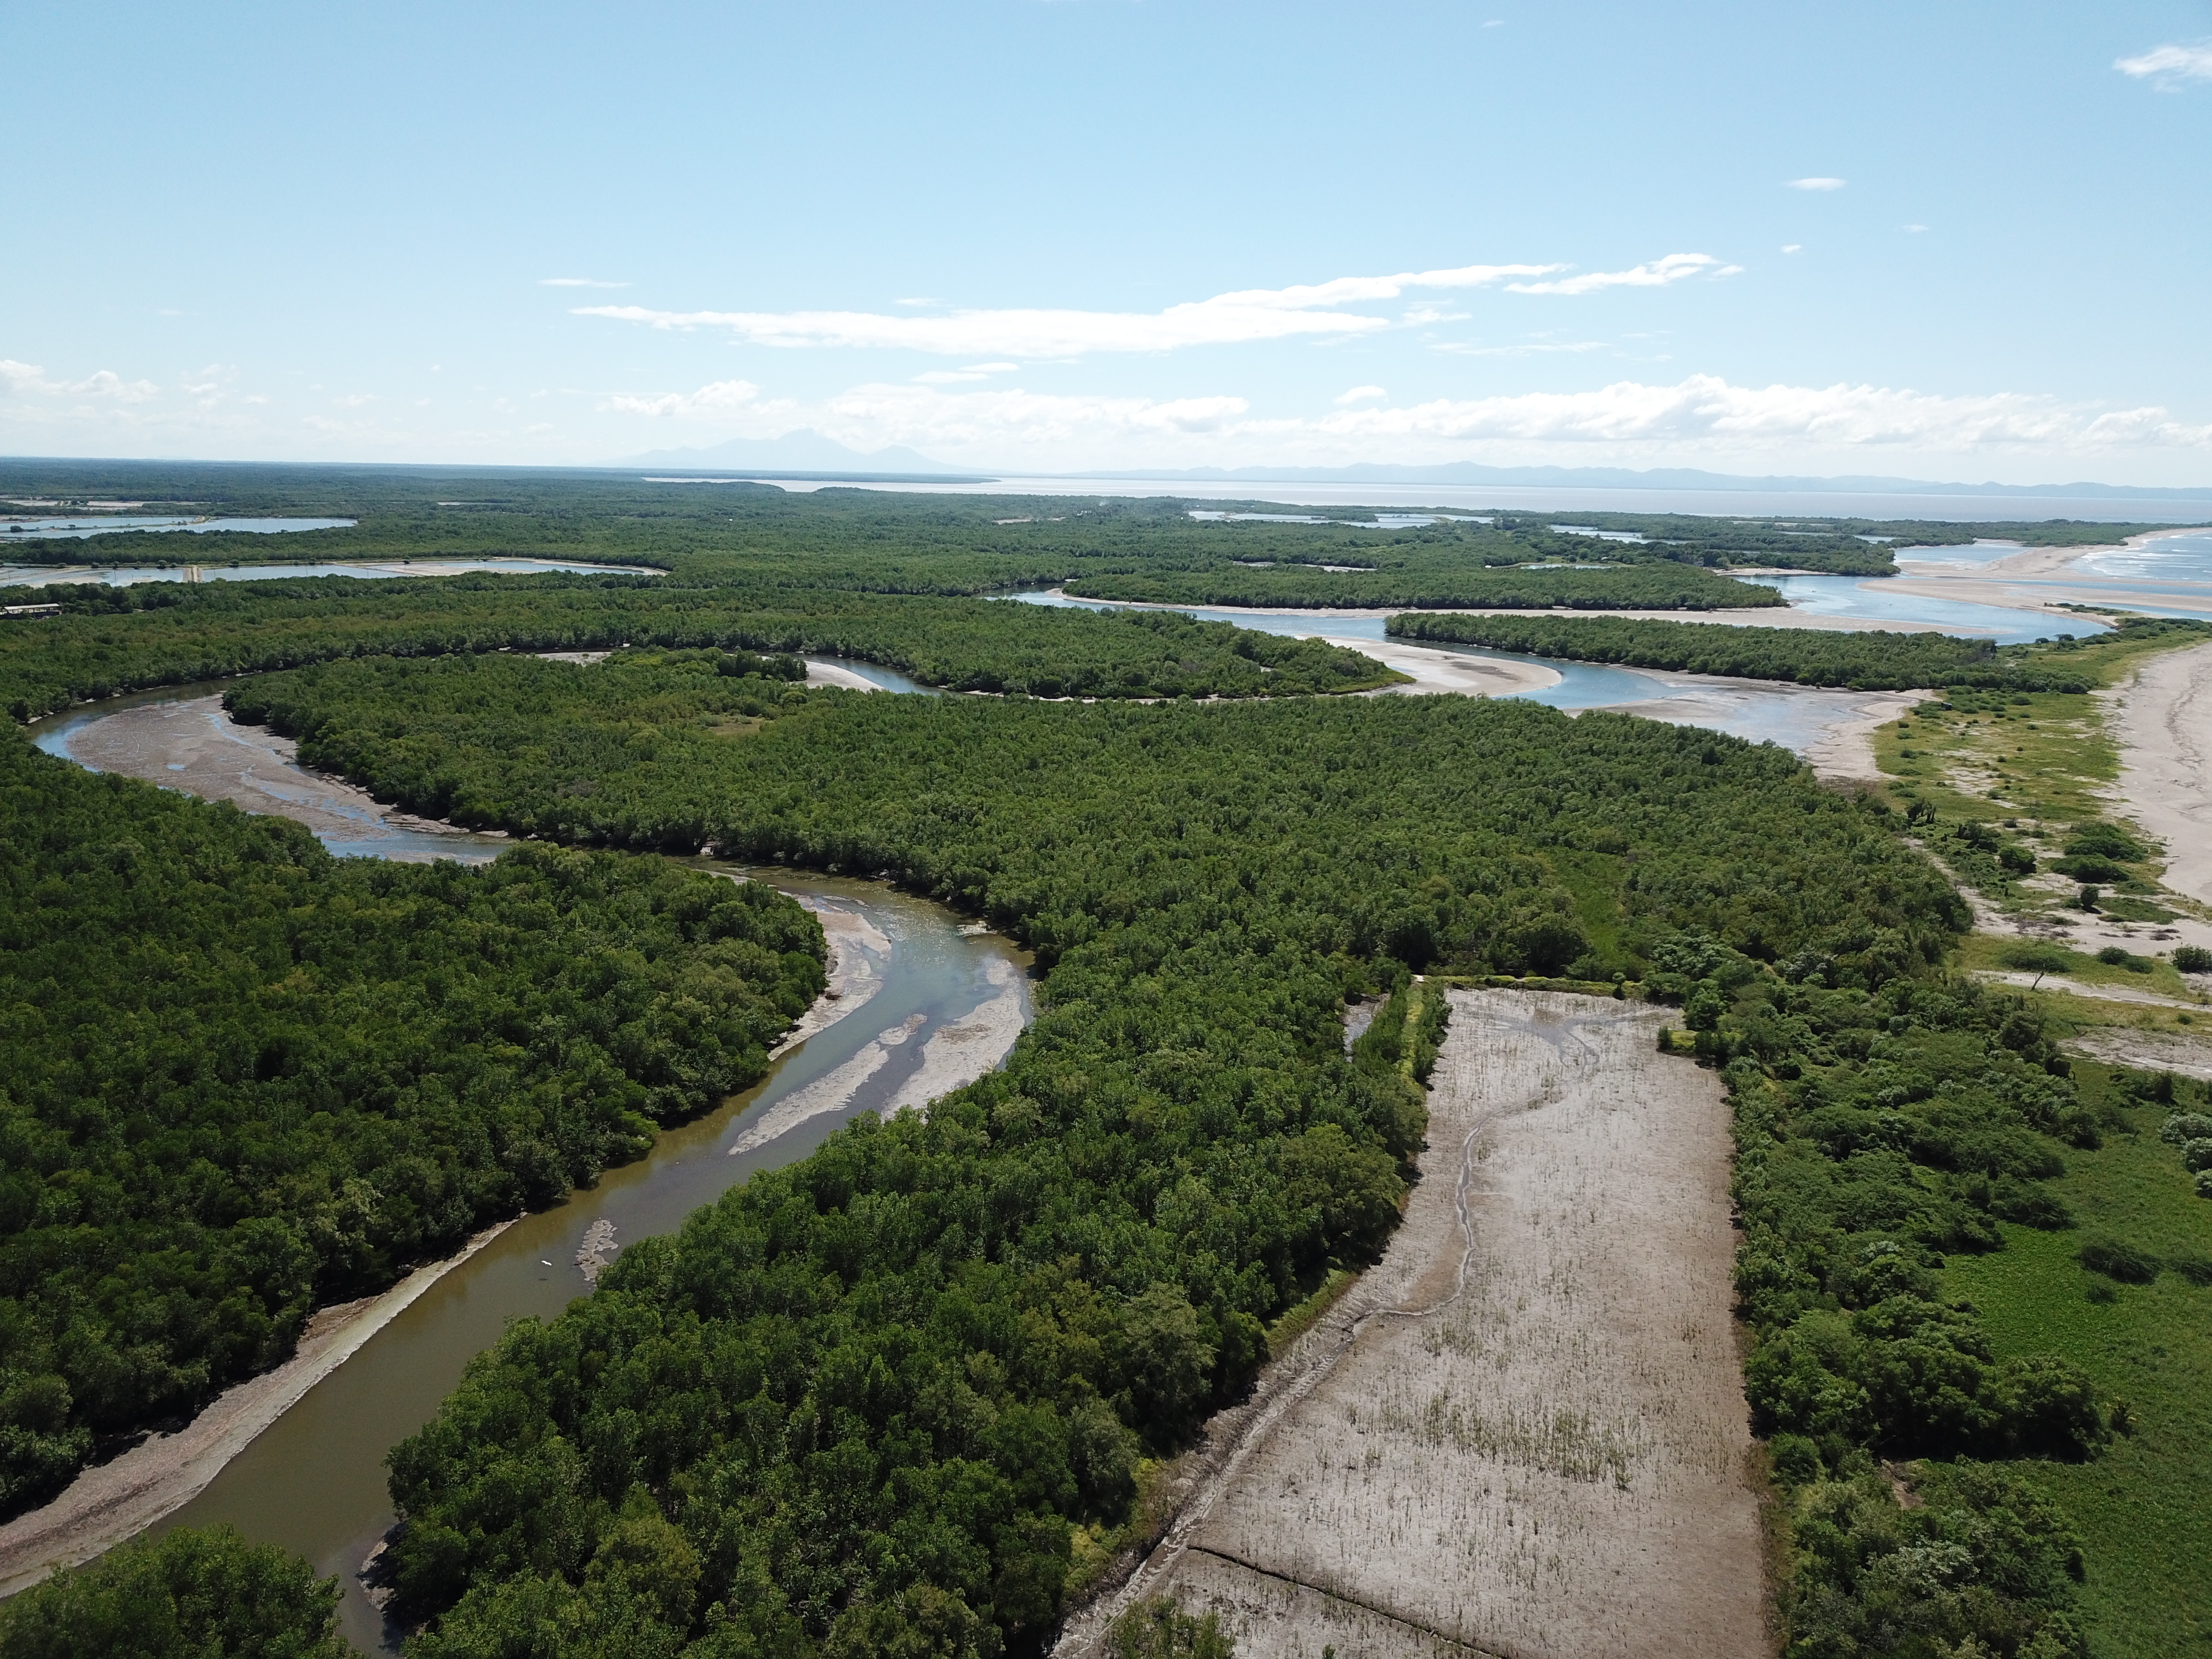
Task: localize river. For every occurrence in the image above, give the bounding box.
[20,687,1030,1652]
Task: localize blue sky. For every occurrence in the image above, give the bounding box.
[4,1,2210,482]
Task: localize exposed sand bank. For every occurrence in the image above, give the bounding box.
[2104,639,2212,911]
[803,659,884,692]
[1062,989,1764,1659]
[0,1223,514,1600]
[57,695,505,860]
[1326,635,1558,696]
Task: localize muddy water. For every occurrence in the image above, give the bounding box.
[36,693,1032,1653]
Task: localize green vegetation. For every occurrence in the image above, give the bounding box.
[1698,943,2122,1656]
[1942,1065,2212,1657]
[7,463,2205,1651]
[1065,560,1780,612]
[0,727,823,1511]
[0,1524,348,1659]
[208,648,2051,1655]
[0,578,1396,723]
[1872,619,2212,920]
[1103,1597,1233,1658]
[1385,613,2096,691]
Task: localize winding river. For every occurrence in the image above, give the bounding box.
[18,686,1029,1652]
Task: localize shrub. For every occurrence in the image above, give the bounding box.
[2174,945,2212,974]
[1104,1597,1236,1659]
[2077,1238,2158,1284]
[2182,1139,2212,1175]
[2161,1112,2212,1145]
[2001,942,2073,975]
[1998,844,2037,874]
[2094,946,2153,973]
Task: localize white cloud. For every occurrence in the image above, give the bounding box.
[1504,253,1722,295]
[915,361,1021,384]
[1902,223,1927,233]
[574,258,1595,357]
[335,393,377,408]
[0,359,160,402]
[539,276,628,288]
[1788,177,1846,191]
[603,378,764,419]
[2115,42,2212,84]
[1781,244,1802,254]
[1431,339,1607,357]
[737,374,2212,472]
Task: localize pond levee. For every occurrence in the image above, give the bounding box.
[10,691,1034,1654]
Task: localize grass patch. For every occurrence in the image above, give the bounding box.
[1954,932,2211,1003]
[1939,1063,2212,1658]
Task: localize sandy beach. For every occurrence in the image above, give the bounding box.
[0,1222,514,1600]
[2104,639,2212,910]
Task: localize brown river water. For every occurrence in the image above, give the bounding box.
[27,686,1032,1652]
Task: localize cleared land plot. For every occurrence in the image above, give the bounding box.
[1117,989,1765,1659]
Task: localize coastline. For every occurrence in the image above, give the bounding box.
[0,1221,514,1601]
[2101,638,2212,911]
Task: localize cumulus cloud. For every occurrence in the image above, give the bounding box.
[2115,42,2212,84]
[572,257,1755,357]
[0,359,160,402]
[1503,253,1724,295]
[604,379,764,419]
[1335,385,1388,405]
[1788,177,1846,191]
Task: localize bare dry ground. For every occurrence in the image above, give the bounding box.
[1064,989,1765,1658]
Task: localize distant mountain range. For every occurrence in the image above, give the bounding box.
[614,441,2208,501]
[621,430,969,476]
[1068,462,2212,499]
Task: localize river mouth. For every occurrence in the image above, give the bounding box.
[19,689,1033,1653]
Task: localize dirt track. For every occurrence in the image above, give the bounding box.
[1060,989,1765,1658]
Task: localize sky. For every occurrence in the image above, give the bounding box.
[4,1,2211,484]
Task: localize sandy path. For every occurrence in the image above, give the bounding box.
[2065,1027,2212,1081]
[1971,971,2209,1011]
[2104,640,2212,910]
[1062,989,1764,1659]
[0,1222,513,1599]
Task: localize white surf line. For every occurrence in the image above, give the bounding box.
[0,1220,515,1600]
[729,1013,927,1156]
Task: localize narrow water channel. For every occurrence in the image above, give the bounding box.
[28,690,1031,1653]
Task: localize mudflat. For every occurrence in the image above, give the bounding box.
[1077,989,1765,1658]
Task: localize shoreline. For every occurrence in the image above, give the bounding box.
[0,1221,514,1601]
[2101,638,2212,912]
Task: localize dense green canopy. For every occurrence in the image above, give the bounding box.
[0,729,823,1512]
